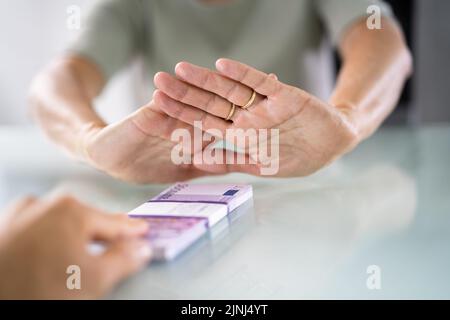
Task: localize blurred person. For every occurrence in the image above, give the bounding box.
[0,196,152,299]
[29,0,412,182]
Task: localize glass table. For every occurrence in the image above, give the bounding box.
[0,125,449,299]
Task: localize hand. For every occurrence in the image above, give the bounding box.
[29,56,214,184]
[0,196,151,299]
[80,101,217,183]
[153,59,360,177]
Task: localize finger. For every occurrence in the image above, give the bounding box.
[95,239,152,294]
[0,196,41,231]
[154,71,237,119]
[87,213,150,242]
[216,58,283,97]
[153,89,233,134]
[174,62,265,108]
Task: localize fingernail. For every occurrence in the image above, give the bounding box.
[175,62,188,78]
[215,58,227,72]
[153,72,165,84]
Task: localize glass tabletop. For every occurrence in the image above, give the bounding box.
[0,125,449,299]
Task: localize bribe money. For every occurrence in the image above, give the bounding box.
[129,183,253,260]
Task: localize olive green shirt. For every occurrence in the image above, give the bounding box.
[70,0,392,101]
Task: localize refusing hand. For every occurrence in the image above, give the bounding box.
[80,101,218,183]
[153,58,360,177]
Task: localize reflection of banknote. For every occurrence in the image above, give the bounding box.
[128,183,253,261]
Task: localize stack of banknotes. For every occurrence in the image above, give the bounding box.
[128,183,253,261]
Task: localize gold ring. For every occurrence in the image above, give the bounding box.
[242,90,256,109]
[225,103,236,121]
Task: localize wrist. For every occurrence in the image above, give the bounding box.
[332,101,365,143]
[76,121,104,165]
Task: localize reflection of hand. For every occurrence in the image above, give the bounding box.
[0,196,151,299]
[81,102,216,183]
[153,59,360,177]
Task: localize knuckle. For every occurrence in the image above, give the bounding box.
[238,67,250,83]
[268,80,283,97]
[55,194,78,206]
[199,71,213,89]
[204,94,216,112]
[20,195,38,205]
[171,103,184,119]
[53,195,85,218]
[253,75,268,91]
[175,83,189,101]
[225,81,240,101]
[209,73,221,91]
[197,110,207,123]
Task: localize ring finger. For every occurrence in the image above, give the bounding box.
[154,72,243,120]
[174,62,266,110]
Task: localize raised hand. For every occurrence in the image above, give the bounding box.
[153,58,360,177]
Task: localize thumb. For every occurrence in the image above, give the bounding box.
[96,239,152,293]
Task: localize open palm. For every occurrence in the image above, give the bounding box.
[153,59,359,177]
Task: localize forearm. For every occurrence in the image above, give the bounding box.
[330,17,413,140]
[29,56,106,160]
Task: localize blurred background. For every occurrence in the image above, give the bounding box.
[0,0,449,126]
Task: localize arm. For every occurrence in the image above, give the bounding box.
[29,0,144,161]
[29,55,106,161]
[331,17,413,140]
[28,0,210,183]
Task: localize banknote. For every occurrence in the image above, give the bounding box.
[128,183,253,260]
[129,183,253,226]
